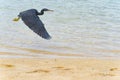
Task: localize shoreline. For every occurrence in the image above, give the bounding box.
[0,58,120,80]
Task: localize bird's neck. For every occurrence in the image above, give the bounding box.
[38,10,44,15]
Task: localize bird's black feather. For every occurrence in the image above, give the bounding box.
[19,9,51,40]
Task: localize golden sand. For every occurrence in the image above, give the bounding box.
[0,58,120,80]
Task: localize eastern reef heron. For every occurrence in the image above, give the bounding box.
[13,8,53,40]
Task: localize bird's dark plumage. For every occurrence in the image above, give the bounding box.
[18,9,51,40]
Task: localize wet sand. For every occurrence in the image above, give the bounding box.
[0,58,120,80]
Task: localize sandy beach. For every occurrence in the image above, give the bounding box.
[0,58,120,80]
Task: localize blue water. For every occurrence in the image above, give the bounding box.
[0,0,120,58]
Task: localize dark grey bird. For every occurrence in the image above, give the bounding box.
[13,8,53,40]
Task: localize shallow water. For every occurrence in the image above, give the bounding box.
[0,0,120,58]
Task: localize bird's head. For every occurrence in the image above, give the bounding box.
[41,8,54,12]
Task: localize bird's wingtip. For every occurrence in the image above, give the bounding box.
[41,35,52,40]
[45,36,52,40]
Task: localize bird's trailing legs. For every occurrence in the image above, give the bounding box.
[13,17,20,21]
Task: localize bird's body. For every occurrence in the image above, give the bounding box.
[14,8,53,40]
[19,9,40,28]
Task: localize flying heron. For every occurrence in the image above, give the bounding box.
[13,8,53,40]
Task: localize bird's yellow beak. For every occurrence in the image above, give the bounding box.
[13,17,20,21]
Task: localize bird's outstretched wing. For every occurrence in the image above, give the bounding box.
[21,14,51,40]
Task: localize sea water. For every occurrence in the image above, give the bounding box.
[0,0,120,58]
